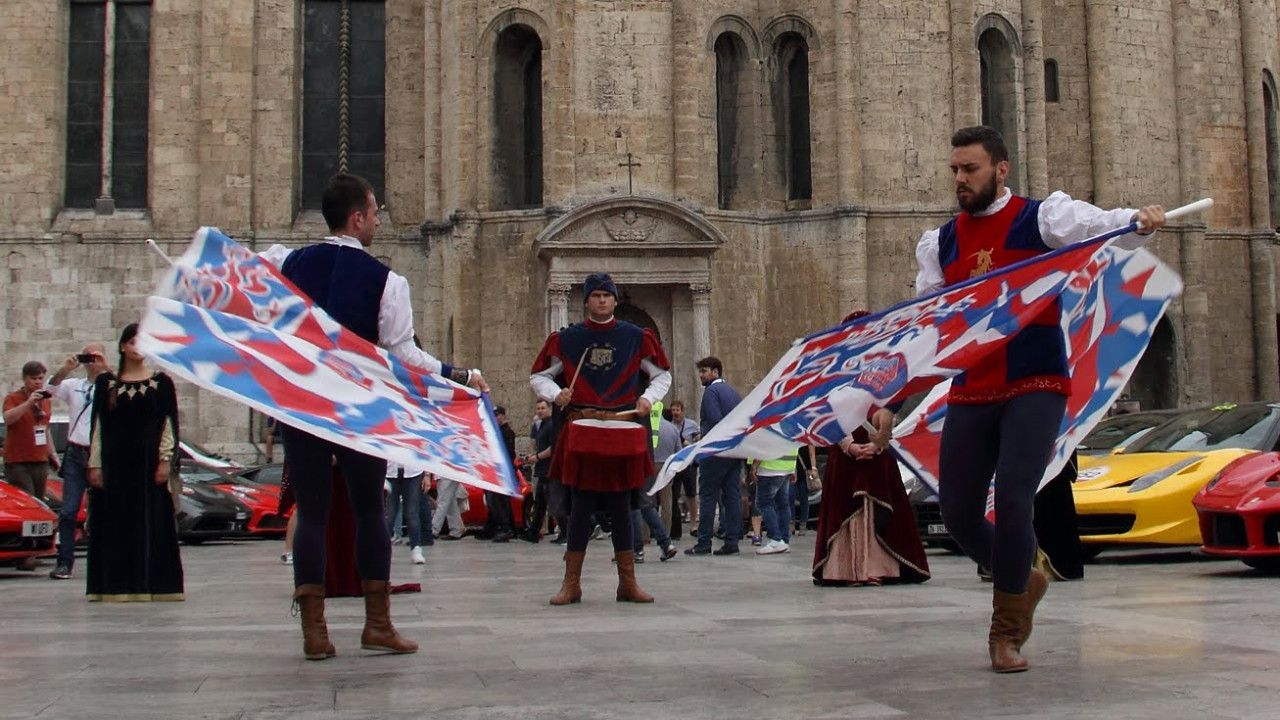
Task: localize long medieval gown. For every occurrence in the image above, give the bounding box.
[812,425,930,586]
[85,372,184,601]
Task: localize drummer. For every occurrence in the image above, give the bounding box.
[530,272,672,605]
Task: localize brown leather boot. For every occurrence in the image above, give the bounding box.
[614,550,654,603]
[989,589,1029,673]
[550,551,585,605]
[359,580,418,654]
[293,584,336,661]
[1017,567,1050,651]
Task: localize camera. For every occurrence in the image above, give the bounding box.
[75,353,96,363]
[34,389,51,400]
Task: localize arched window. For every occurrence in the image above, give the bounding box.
[1264,72,1280,231]
[775,32,812,204]
[1044,59,1060,103]
[64,0,152,211]
[715,32,749,210]
[978,24,1021,193]
[301,0,386,209]
[491,24,543,210]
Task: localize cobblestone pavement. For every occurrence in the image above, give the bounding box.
[1,535,1278,719]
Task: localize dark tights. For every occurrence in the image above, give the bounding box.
[566,488,633,553]
[937,392,1067,595]
[282,427,391,587]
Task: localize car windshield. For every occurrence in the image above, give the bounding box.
[1122,405,1280,453]
[1079,413,1174,453]
[180,463,234,484]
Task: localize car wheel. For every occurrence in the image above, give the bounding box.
[184,537,205,546]
[1242,557,1280,573]
[1081,544,1106,562]
[520,496,534,530]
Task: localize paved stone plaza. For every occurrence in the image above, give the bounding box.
[2,536,1278,719]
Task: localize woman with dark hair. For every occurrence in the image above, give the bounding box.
[85,323,184,601]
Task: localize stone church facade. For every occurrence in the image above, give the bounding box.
[2,0,1279,459]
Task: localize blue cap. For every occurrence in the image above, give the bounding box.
[583,273,618,302]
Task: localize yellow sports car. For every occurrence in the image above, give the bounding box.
[1073,402,1280,552]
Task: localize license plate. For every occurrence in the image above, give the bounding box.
[235,512,248,520]
[927,523,947,535]
[22,520,54,537]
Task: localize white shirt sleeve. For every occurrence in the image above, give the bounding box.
[1037,191,1148,250]
[530,357,564,402]
[915,228,944,296]
[378,271,447,375]
[259,243,293,267]
[640,359,672,406]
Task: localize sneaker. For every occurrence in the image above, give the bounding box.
[49,565,72,580]
[794,527,806,536]
[280,552,293,565]
[410,546,425,564]
[685,545,712,556]
[659,545,678,562]
[635,550,646,564]
[390,535,404,546]
[756,539,790,555]
[591,524,610,540]
[550,534,568,545]
[749,534,762,546]
[712,545,740,556]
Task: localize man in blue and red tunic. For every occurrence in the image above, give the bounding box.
[530,273,672,605]
[915,126,1166,673]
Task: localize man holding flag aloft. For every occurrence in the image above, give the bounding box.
[915,126,1166,673]
[531,273,672,605]
[265,173,489,660]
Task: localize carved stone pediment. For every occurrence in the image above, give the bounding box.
[536,196,724,259]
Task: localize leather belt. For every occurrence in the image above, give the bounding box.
[67,442,90,452]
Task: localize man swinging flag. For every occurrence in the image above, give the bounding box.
[136,225,520,497]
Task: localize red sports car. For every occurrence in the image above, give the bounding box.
[1193,451,1280,571]
[453,471,534,532]
[181,462,291,538]
[0,481,57,568]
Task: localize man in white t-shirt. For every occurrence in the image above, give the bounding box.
[46,343,110,580]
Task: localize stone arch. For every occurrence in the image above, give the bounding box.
[705,15,761,58]
[976,13,1025,193]
[478,9,551,211]
[761,14,819,52]
[1127,316,1178,410]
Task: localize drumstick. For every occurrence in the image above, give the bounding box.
[565,347,591,397]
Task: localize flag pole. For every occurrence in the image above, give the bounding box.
[145,238,174,266]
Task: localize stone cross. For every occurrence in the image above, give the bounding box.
[618,152,641,195]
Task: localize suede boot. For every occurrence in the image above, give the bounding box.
[293,584,336,661]
[1017,567,1050,651]
[989,589,1029,673]
[614,550,654,603]
[550,551,585,605]
[360,580,418,654]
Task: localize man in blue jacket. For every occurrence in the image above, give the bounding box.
[686,356,744,556]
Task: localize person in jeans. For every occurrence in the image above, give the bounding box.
[632,415,680,562]
[752,450,797,555]
[385,460,427,564]
[686,356,744,557]
[46,344,110,580]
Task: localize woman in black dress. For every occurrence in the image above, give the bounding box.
[86,323,184,601]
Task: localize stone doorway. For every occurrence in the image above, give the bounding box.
[1126,317,1178,410]
[535,196,725,412]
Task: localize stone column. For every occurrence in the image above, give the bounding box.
[834,0,861,202]
[950,0,979,127]
[690,282,712,412]
[1020,0,1049,198]
[690,283,712,363]
[547,283,571,334]
[1239,0,1280,399]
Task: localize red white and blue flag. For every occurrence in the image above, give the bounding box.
[654,226,1182,491]
[137,227,521,496]
[893,242,1182,492]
